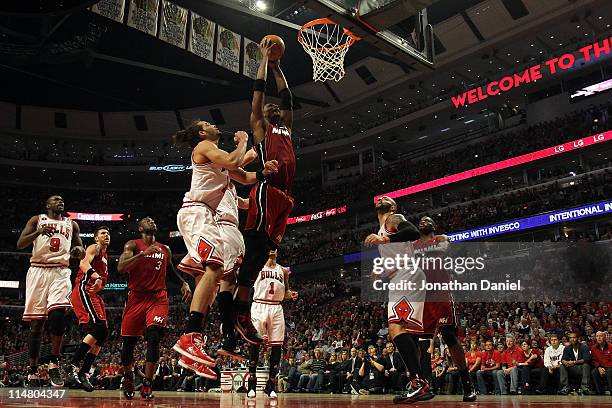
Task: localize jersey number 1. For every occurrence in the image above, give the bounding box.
[269,282,275,295]
[49,237,61,252]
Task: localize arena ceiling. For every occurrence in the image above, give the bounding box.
[0,0,485,111]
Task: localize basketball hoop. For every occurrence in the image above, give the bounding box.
[298,18,360,82]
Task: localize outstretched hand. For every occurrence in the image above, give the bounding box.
[259,38,274,59]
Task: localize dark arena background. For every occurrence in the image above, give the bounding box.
[0,0,611,407]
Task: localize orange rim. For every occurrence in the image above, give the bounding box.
[298,18,360,51]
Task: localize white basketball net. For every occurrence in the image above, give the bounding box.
[299,20,358,82]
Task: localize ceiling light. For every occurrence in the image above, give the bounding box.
[464,119,475,124]
[441,127,450,132]
[255,0,267,10]
[550,35,554,39]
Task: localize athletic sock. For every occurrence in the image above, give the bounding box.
[71,342,91,367]
[217,291,235,337]
[248,345,259,377]
[80,352,97,375]
[186,311,204,334]
[459,369,472,391]
[393,333,423,379]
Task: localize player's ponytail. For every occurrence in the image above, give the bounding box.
[172,120,202,148]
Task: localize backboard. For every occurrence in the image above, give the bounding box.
[300,0,437,70]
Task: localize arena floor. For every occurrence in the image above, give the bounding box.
[1,391,611,407]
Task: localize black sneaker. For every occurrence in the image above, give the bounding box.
[218,336,247,362]
[463,382,477,402]
[48,365,64,387]
[235,313,263,345]
[78,372,94,392]
[264,379,278,399]
[140,378,154,399]
[247,375,257,398]
[65,365,80,386]
[393,377,435,404]
[558,386,570,395]
[123,370,135,400]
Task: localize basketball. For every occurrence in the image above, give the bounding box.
[260,34,285,61]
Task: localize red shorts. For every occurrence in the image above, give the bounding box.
[70,282,106,325]
[121,290,169,336]
[245,182,294,247]
[422,300,456,335]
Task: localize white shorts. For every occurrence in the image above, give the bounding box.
[387,267,426,333]
[177,220,244,282]
[218,221,245,281]
[251,301,285,345]
[23,266,72,320]
[177,204,224,268]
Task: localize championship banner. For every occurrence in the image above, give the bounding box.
[188,12,215,62]
[243,37,263,79]
[91,0,126,22]
[215,25,240,73]
[159,0,188,48]
[127,0,160,36]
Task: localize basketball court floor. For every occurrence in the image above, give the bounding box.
[1,391,611,408]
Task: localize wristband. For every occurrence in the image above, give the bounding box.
[256,170,266,182]
[85,267,96,280]
[253,79,266,92]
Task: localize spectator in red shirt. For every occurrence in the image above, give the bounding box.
[590,331,612,395]
[495,335,523,394]
[516,340,544,394]
[465,341,481,390]
[476,340,502,394]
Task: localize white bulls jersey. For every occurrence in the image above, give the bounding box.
[30,214,73,267]
[253,263,286,303]
[183,147,230,210]
[215,182,239,226]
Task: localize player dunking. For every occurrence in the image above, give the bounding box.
[67,226,111,392]
[117,217,191,400]
[233,38,296,343]
[246,249,298,399]
[171,122,266,376]
[17,195,86,387]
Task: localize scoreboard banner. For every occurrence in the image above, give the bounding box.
[68,212,127,222]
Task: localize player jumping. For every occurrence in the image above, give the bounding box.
[17,195,86,387]
[233,38,296,344]
[117,217,191,400]
[171,122,277,376]
[67,226,111,392]
[247,249,298,399]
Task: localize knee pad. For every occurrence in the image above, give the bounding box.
[439,326,459,347]
[121,336,138,367]
[145,325,164,362]
[90,322,109,346]
[47,309,65,336]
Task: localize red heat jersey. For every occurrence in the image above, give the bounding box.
[75,246,108,286]
[128,239,169,292]
[255,123,296,193]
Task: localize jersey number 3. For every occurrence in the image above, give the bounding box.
[49,237,61,252]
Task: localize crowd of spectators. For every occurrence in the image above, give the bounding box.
[0,282,610,395]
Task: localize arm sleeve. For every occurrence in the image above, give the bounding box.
[388,221,420,242]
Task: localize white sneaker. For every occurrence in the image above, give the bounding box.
[268,390,277,399]
[247,389,256,398]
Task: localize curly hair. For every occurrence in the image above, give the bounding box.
[172,120,202,148]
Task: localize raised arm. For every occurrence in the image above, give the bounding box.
[251,40,274,145]
[200,132,248,170]
[270,63,293,130]
[79,244,100,275]
[229,160,278,185]
[241,148,259,167]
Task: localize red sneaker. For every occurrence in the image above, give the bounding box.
[393,376,434,404]
[173,332,216,366]
[178,355,217,380]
